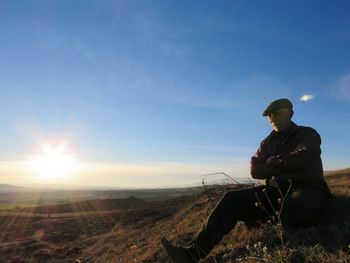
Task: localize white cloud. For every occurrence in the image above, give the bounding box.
[300,94,314,102]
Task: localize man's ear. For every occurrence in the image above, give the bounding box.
[290,109,294,118]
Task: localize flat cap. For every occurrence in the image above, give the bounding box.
[262,98,293,116]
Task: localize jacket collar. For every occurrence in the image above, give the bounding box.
[270,122,299,141]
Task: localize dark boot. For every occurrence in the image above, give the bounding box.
[161,238,198,263]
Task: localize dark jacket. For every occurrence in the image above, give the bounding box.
[250,122,330,195]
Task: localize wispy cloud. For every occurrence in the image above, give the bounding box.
[0,161,34,184]
[0,159,249,188]
[167,73,290,109]
[300,94,314,102]
[180,144,255,154]
[46,32,96,63]
[77,160,249,188]
[332,73,350,101]
[71,37,96,63]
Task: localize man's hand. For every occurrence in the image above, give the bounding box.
[265,155,283,167]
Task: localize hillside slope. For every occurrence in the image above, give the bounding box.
[78,172,350,263]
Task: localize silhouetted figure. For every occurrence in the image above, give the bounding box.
[161,98,331,263]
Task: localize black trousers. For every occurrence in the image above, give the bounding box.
[189,179,329,259]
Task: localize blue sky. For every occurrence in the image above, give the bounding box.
[0,1,350,187]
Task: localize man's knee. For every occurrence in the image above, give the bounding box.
[220,187,263,217]
[281,195,325,226]
[221,188,257,207]
[221,190,238,203]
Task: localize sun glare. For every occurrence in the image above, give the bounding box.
[29,143,78,182]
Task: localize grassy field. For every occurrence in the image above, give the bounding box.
[0,170,349,262]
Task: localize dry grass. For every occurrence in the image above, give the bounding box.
[0,170,349,262]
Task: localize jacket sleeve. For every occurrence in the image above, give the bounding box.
[250,138,284,179]
[276,128,321,171]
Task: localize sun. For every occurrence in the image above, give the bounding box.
[29,143,78,182]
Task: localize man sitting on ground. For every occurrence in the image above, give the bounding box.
[161,98,331,263]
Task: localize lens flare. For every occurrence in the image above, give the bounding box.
[29,143,78,182]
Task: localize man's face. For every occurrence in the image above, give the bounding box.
[267,108,293,132]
